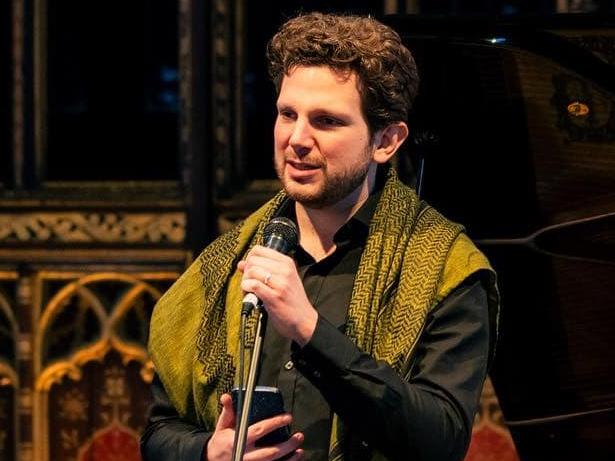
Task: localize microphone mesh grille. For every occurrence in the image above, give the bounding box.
[263,217,299,250]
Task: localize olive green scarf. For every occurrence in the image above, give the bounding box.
[149,168,497,460]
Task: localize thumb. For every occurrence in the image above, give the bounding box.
[215,393,236,431]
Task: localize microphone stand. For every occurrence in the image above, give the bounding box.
[231,216,298,460]
[231,305,268,461]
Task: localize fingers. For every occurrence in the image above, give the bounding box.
[241,246,294,273]
[238,245,296,284]
[242,263,275,282]
[215,393,236,431]
[244,432,304,461]
[243,255,289,275]
[277,433,305,455]
[249,245,293,261]
[239,258,286,296]
[283,448,305,461]
[246,413,292,446]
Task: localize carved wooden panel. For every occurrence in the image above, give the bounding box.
[30,271,179,461]
[0,213,185,245]
[0,227,187,461]
[48,353,148,461]
[0,272,18,461]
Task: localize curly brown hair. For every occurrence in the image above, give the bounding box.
[266,12,419,135]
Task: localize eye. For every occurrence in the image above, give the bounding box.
[316,116,344,127]
[277,108,296,120]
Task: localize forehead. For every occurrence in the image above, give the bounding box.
[277,66,363,113]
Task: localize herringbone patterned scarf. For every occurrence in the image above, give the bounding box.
[150,167,490,460]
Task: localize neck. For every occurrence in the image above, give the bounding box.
[295,166,376,260]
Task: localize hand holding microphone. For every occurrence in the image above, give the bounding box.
[241,217,299,312]
[238,217,318,347]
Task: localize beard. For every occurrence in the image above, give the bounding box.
[275,152,372,209]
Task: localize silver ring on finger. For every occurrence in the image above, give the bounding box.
[263,272,272,286]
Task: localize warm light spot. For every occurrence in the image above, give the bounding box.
[567,101,590,117]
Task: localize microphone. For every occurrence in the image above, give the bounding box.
[242,217,299,313]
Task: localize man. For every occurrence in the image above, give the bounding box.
[142,12,498,461]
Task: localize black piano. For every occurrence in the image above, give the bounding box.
[384,13,615,461]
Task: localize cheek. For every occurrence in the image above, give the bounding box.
[273,120,289,147]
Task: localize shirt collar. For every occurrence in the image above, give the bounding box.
[276,190,382,249]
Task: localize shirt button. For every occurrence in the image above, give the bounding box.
[313,370,321,379]
[284,360,294,370]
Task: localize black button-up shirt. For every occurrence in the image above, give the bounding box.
[257,192,376,460]
[141,192,492,461]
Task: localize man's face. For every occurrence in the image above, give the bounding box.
[274,66,376,209]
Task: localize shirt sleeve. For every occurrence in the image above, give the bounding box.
[290,275,491,461]
[140,374,212,461]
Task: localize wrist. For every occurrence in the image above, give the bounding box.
[295,309,318,347]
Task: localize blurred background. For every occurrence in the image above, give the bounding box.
[1,1,614,460]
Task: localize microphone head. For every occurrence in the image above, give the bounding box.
[263,217,299,255]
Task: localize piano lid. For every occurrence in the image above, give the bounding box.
[384,14,615,460]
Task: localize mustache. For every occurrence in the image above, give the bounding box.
[282,156,325,169]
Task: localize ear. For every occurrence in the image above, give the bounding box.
[372,122,409,164]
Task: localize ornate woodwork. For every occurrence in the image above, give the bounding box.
[0,212,185,244]
[0,272,18,461]
[0,263,187,461]
[30,271,178,461]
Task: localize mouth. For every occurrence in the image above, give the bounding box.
[284,159,322,182]
[286,159,320,171]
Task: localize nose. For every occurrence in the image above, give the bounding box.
[288,118,314,157]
